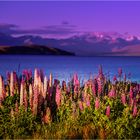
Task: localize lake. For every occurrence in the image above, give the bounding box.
[0,55,140,83]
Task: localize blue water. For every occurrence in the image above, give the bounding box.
[0,55,140,83]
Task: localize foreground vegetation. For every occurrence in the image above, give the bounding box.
[0,66,140,139]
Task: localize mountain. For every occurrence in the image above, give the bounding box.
[0,32,140,56]
[0,45,75,55]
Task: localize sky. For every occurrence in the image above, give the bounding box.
[0,1,140,38]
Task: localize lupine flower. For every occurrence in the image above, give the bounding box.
[86,95,90,107]
[55,85,61,107]
[108,88,116,98]
[106,105,110,117]
[49,73,53,87]
[97,78,102,95]
[130,87,133,99]
[133,105,137,117]
[33,86,39,115]
[92,81,96,97]
[121,94,126,105]
[23,89,28,111]
[43,76,47,99]
[113,75,117,81]
[95,98,100,109]
[78,100,84,111]
[29,84,33,109]
[62,81,67,91]
[129,98,134,107]
[0,76,4,100]
[15,101,19,113]
[10,72,14,96]
[43,107,52,124]
[20,82,24,106]
[34,69,39,86]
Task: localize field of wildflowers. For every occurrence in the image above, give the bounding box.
[0,66,140,139]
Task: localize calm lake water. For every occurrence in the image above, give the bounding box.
[0,55,140,83]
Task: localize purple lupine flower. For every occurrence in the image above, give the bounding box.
[121,94,126,105]
[95,98,100,109]
[106,105,110,117]
[133,105,137,117]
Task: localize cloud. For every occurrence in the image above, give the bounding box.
[0,22,78,37]
[0,23,18,35]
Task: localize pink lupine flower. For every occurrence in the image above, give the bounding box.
[33,86,39,115]
[129,98,134,107]
[29,84,33,109]
[23,90,28,111]
[95,98,100,109]
[86,95,90,107]
[15,101,19,113]
[49,73,53,87]
[79,100,84,111]
[121,94,126,105]
[43,76,47,99]
[6,71,10,81]
[0,76,4,100]
[108,88,116,98]
[106,105,110,117]
[43,107,52,124]
[55,85,61,107]
[10,72,14,96]
[98,65,103,75]
[92,80,96,96]
[0,76,4,107]
[130,87,133,99]
[20,82,24,106]
[113,75,117,81]
[34,69,39,86]
[133,105,137,117]
[73,73,79,85]
[97,78,102,95]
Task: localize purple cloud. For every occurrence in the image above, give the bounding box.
[0,22,78,37]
